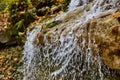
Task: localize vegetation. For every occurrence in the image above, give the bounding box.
[0,45,23,80]
[0,0,70,44]
[0,0,70,79]
[6,0,35,44]
[43,20,61,34]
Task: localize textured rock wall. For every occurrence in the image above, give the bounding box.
[36,11,120,71]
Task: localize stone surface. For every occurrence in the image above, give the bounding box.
[0,14,10,43]
[0,27,9,43]
[23,0,120,79]
[36,11,120,71]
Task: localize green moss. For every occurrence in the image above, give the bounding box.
[5,0,35,44]
[46,20,61,28]
[43,20,61,34]
[1,0,71,44]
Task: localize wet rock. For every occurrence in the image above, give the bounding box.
[24,1,120,79]
[0,14,10,44]
[38,34,44,45]
[37,12,120,71]
[0,27,9,43]
[89,15,120,71]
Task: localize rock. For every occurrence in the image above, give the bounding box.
[37,12,120,71]
[89,15,120,71]
[102,46,120,70]
[38,34,44,45]
[0,27,9,43]
[24,0,120,79]
[37,7,50,16]
[0,13,10,44]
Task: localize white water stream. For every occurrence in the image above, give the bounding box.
[23,0,120,80]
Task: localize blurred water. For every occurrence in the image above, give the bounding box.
[23,0,120,80]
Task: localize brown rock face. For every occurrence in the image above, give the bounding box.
[0,14,10,43]
[36,12,120,71]
[87,14,120,71]
[0,27,9,43]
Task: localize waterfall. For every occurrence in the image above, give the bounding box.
[68,0,90,11]
[68,0,80,10]
[23,0,120,80]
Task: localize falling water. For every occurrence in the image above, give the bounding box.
[68,0,80,10]
[68,0,92,11]
[23,0,120,80]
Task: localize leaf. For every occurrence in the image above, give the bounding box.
[104,18,113,23]
[27,0,31,4]
[112,12,120,18]
[57,0,63,3]
[2,0,18,12]
[28,3,33,9]
[18,32,24,36]
[15,20,23,30]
